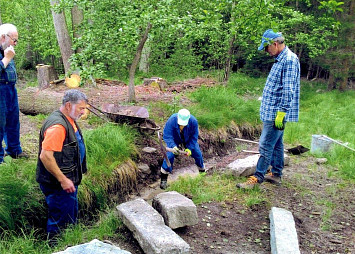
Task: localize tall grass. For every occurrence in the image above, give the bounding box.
[0,161,44,231]
[285,82,355,180]
[188,86,260,129]
[85,123,137,178]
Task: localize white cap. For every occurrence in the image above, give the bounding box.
[177,109,190,126]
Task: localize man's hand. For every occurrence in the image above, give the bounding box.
[60,177,76,193]
[40,149,76,193]
[1,46,15,68]
[172,146,180,155]
[274,111,286,130]
[185,148,192,157]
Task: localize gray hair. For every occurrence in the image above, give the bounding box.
[62,89,88,105]
[274,36,285,44]
[0,23,17,37]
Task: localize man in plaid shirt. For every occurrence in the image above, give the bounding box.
[0,23,27,163]
[237,29,300,189]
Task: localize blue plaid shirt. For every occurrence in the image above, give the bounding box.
[260,46,300,122]
[0,47,18,86]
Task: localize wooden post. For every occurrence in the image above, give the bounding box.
[36,64,58,90]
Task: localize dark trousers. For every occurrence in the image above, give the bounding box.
[0,85,22,162]
[40,184,78,235]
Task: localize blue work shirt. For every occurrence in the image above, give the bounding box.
[260,46,300,122]
[163,113,199,151]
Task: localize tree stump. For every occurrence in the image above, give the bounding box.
[36,64,58,90]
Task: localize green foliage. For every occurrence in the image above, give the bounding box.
[149,47,203,78]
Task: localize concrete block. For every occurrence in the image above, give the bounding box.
[269,207,300,254]
[152,191,198,229]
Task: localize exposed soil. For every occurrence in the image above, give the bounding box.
[19,78,355,254]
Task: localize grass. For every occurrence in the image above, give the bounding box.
[168,173,267,208]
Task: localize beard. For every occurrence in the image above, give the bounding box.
[69,105,81,120]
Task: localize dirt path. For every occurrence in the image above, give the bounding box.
[116,147,355,254]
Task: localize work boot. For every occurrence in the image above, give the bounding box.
[198,166,206,173]
[160,173,168,190]
[236,176,259,189]
[9,152,30,159]
[264,172,281,185]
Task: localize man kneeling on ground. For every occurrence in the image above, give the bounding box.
[160,108,205,189]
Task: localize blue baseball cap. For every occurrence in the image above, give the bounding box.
[258,29,282,51]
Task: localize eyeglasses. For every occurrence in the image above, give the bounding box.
[6,34,18,43]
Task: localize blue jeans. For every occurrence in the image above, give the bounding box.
[162,143,204,173]
[40,184,78,234]
[254,121,284,183]
[0,85,22,163]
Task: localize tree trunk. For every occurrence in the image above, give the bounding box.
[18,87,63,115]
[71,4,84,53]
[36,64,58,90]
[315,65,321,79]
[306,62,312,80]
[139,37,151,73]
[223,1,236,83]
[328,71,336,90]
[50,0,74,75]
[128,22,152,103]
[223,35,236,83]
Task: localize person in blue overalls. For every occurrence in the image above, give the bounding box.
[160,108,205,189]
[0,23,27,163]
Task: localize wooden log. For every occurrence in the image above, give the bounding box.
[18,87,63,115]
[36,64,58,90]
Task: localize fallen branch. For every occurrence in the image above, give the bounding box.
[235,138,259,144]
[242,150,259,154]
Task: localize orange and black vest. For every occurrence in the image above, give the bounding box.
[36,110,87,188]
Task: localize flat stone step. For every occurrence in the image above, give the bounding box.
[116,198,190,254]
[269,207,300,254]
[225,154,290,177]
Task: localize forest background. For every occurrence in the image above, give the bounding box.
[1,0,354,92]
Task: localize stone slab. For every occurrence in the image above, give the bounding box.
[52,239,131,254]
[225,154,290,177]
[269,207,300,254]
[117,198,190,254]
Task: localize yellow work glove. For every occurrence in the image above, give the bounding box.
[185,148,192,156]
[274,111,286,130]
[172,146,180,155]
